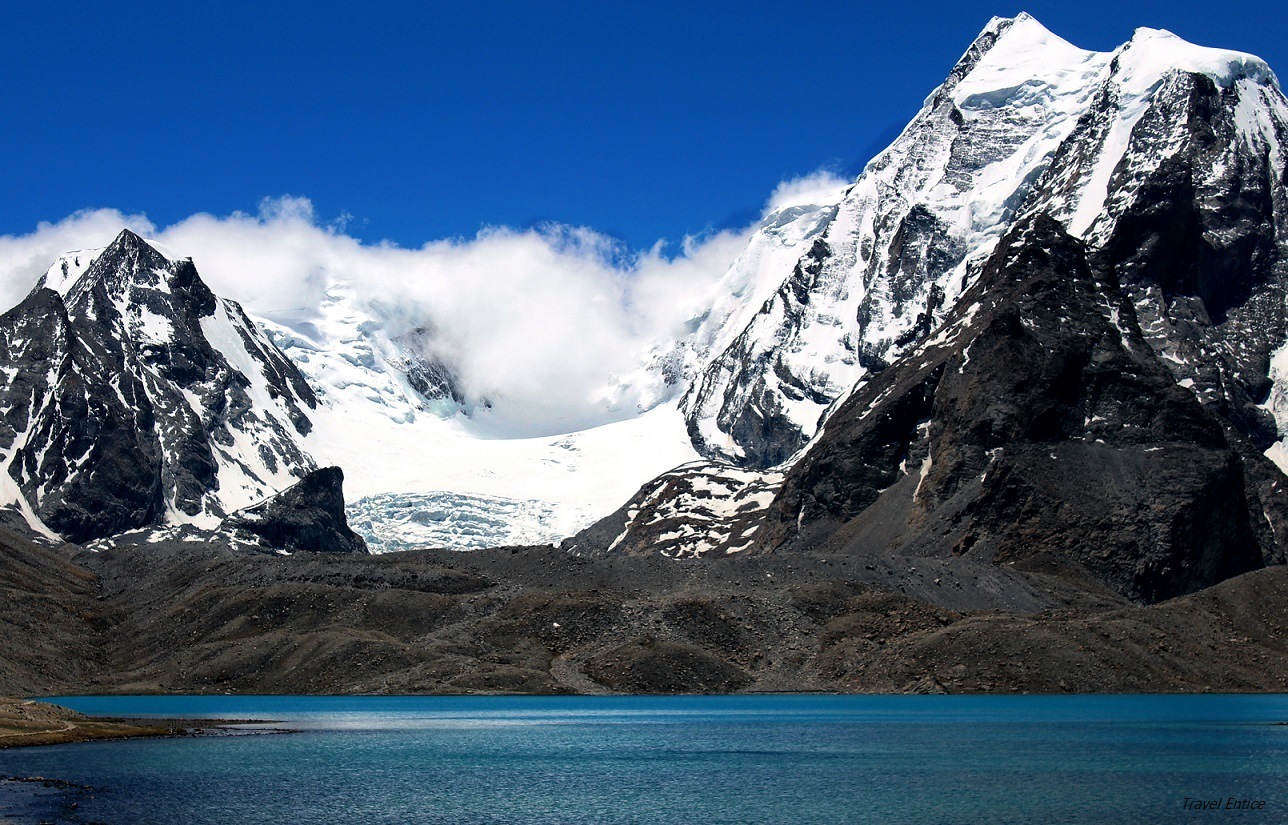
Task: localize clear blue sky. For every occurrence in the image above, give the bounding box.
[2,1,1285,250]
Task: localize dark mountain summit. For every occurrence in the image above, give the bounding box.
[222,466,367,554]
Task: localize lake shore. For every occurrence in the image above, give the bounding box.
[0,697,242,749]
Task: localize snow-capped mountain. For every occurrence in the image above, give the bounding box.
[0,232,700,551]
[0,230,318,542]
[759,213,1283,603]
[577,212,1286,602]
[679,13,1288,472]
[576,13,1288,573]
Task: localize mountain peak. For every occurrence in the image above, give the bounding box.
[56,227,215,322]
[944,15,1024,87]
[1116,25,1277,92]
[34,230,200,304]
[981,11,1040,38]
[113,227,147,246]
[682,12,1288,471]
[940,13,1089,103]
[1,233,322,544]
[102,227,172,267]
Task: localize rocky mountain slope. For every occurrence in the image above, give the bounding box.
[762,215,1281,603]
[572,215,1287,604]
[1,530,1284,696]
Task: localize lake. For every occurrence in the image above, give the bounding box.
[1,694,1285,824]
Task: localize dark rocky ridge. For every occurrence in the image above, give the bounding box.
[762,215,1277,604]
[222,467,368,554]
[1038,68,1288,454]
[576,215,1287,608]
[0,531,1283,696]
[0,284,166,540]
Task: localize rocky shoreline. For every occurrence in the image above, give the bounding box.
[0,697,267,751]
[0,698,192,750]
[0,698,210,825]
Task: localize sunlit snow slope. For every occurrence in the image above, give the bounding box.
[679,13,1288,473]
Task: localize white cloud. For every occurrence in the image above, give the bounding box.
[0,198,764,436]
[764,169,851,213]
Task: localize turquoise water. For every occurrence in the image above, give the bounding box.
[2,694,1286,824]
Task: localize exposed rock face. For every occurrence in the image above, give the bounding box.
[387,325,472,411]
[0,286,164,539]
[1026,61,1288,462]
[564,462,780,559]
[222,466,368,554]
[761,216,1274,603]
[0,230,319,543]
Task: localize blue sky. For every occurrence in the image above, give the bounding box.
[3,1,1286,251]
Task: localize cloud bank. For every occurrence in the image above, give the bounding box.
[0,173,848,435]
